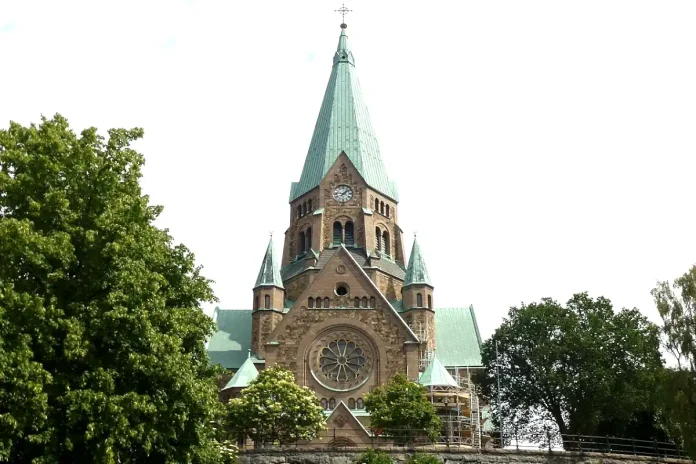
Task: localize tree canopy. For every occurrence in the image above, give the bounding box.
[0,115,225,463]
[475,292,665,445]
[226,366,326,445]
[364,374,442,443]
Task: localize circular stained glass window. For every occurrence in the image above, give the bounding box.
[320,339,366,382]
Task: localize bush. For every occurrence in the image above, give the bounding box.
[407,454,440,464]
[355,449,394,464]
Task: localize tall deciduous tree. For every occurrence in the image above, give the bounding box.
[0,115,224,463]
[364,374,442,444]
[226,366,326,445]
[474,293,665,445]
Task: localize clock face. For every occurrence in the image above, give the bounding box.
[333,185,353,202]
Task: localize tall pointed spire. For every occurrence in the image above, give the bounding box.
[404,237,432,287]
[254,236,284,289]
[290,24,397,202]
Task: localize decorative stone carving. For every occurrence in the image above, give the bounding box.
[308,328,376,392]
[334,415,348,428]
[336,265,347,274]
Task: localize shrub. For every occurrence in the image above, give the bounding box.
[355,448,394,464]
[407,453,441,464]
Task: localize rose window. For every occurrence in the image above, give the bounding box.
[319,339,366,382]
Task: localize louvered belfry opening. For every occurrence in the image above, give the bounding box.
[375,227,381,251]
[344,221,354,246]
[333,221,343,245]
[382,230,390,255]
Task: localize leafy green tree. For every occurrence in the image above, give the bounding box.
[652,265,696,457]
[226,366,326,445]
[354,449,394,464]
[364,374,442,444]
[406,453,440,464]
[0,115,225,463]
[474,293,665,446]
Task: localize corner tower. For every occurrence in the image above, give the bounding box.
[251,236,285,357]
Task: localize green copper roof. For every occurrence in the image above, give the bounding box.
[418,354,459,388]
[404,238,432,287]
[290,26,397,202]
[222,354,258,390]
[207,309,252,369]
[434,306,483,367]
[254,236,283,289]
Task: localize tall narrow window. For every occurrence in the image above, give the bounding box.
[264,295,271,309]
[375,198,379,211]
[344,221,354,246]
[302,202,307,215]
[329,398,336,410]
[356,398,364,409]
[428,295,432,309]
[417,293,423,307]
[321,398,328,410]
[316,297,322,309]
[380,201,385,215]
[386,204,390,218]
[308,297,314,308]
[333,221,343,246]
[298,231,306,254]
[382,230,390,255]
[349,398,356,409]
[306,227,312,250]
[296,206,301,219]
[324,297,330,308]
[369,297,376,308]
[308,199,313,212]
[362,297,368,308]
[375,227,382,251]
[254,296,259,310]
[354,297,360,307]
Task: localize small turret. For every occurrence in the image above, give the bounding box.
[251,236,285,357]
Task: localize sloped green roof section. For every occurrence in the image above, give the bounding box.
[418,355,458,388]
[290,26,397,202]
[222,355,258,390]
[435,306,483,367]
[254,236,284,289]
[404,238,432,287]
[207,309,252,369]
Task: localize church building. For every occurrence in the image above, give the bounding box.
[207,22,484,438]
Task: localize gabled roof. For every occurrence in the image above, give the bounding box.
[404,237,432,287]
[222,355,258,390]
[419,354,458,388]
[254,236,283,289]
[434,306,483,367]
[290,25,397,202]
[325,401,372,438]
[207,308,252,369]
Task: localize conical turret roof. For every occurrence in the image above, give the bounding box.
[221,354,259,390]
[254,236,284,289]
[404,237,432,287]
[290,25,397,202]
[418,354,458,388]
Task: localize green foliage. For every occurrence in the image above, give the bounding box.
[226,366,326,444]
[364,374,442,444]
[354,448,394,464]
[652,265,696,458]
[406,453,440,464]
[474,293,665,444]
[0,115,225,463]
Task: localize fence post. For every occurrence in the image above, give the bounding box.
[606,435,610,453]
[631,439,636,455]
[653,440,658,457]
[547,428,552,453]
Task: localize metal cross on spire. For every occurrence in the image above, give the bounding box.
[335,2,352,27]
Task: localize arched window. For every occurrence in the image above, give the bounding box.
[302,202,307,215]
[382,230,390,255]
[296,205,301,219]
[333,221,343,246]
[254,296,259,310]
[344,221,354,246]
[298,231,306,254]
[306,227,312,250]
[380,201,385,215]
[417,293,423,307]
[428,295,432,309]
[264,295,271,309]
[375,227,382,251]
[354,297,360,307]
[362,297,368,308]
[386,204,390,218]
[348,398,356,409]
[369,297,376,308]
[375,198,379,211]
[321,398,328,410]
[316,297,322,309]
[308,199,312,213]
[324,297,330,308]
[356,398,364,409]
[308,297,314,308]
[329,398,336,409]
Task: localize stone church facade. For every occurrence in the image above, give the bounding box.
[207,24,483,428]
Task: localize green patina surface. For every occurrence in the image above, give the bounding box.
[222,355,258,390]
[404,238,432,287]
[207,309,252,369]
[254,236,283,289]
[418,354,458,388]
[290,27,397,202]
[434,306,483,367]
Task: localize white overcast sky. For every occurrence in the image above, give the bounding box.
[1,0,695,340]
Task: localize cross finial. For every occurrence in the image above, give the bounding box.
[335,2,351,27]
[269,231,273,238]
[414,231,418,238]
